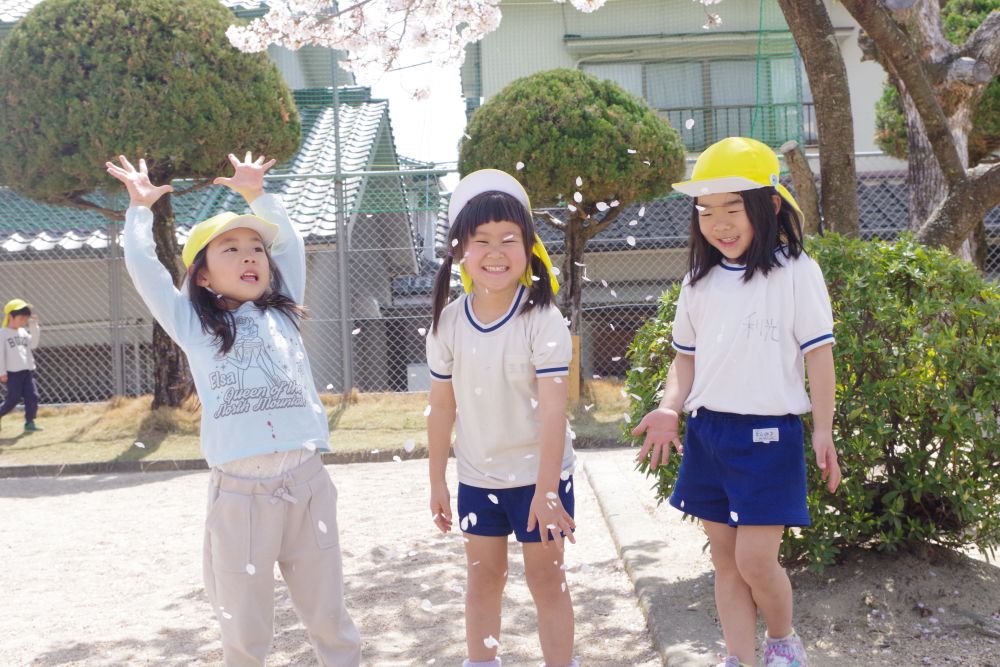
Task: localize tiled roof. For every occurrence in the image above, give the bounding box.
[0,89,390,255]
[0,0,264,23]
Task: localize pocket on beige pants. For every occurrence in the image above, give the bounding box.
[206,489,253,573]
[306,473,340,550]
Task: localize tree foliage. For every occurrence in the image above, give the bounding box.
[874,0,1000,165]
[0,0,300,203]
[623,235,1000,569]
[459,68,684,212]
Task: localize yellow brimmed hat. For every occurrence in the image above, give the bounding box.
[182,211,279,268]
[672,137,801,215]
[449,169,559,294]
[3,298,31,327]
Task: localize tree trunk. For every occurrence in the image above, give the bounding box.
[776,0,860,237]
[560,218,588,398]
[780,140,822,236]
[149,187,191,409]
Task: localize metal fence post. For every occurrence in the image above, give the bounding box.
[107,219,125,397]
[332,59,354,393]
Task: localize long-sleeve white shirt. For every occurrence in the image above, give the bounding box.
[0,320,39,374]
[123,194,329,467]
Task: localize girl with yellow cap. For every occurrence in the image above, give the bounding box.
[107,153,360,666]
[0,299,43,433]
[425,169,578,667]
[631,137,841,667]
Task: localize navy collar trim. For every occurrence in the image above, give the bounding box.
[464,285,526,333]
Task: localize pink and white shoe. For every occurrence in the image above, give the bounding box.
[763,630,808,667]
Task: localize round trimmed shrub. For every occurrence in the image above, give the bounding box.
[623,234,1000,569]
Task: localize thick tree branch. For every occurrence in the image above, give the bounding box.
[917,161,1000,251]
[962,10,1000,71]
[840,0,966,185]
[64,195,125,222]
[537,210,567,231]
[582,207,623,241]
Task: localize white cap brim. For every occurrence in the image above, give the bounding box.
[448,169,530,227]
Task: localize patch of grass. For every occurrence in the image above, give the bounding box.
[0,381,630,467]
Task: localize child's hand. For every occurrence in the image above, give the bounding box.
[429,481,453,533]
[812,431,841,493]
[105,156,174,209]
[213,152,276,203]
[0,375,7,383]
[29,314,38,322]
[632,407,683,469]
[527,489,576,551]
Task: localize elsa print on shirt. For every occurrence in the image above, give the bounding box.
[210,316,308,419]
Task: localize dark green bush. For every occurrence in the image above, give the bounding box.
[624,234,1000,569]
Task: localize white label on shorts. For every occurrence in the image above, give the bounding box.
[753,427,779,444]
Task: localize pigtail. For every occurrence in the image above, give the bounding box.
[523,252,554,313]
[430,254,455,334]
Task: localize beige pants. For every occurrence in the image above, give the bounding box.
[203,454,362,666]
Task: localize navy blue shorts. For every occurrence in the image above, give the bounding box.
[669,409,810,527]
[457,477,575,543]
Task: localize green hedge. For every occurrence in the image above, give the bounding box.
[623,235,1000,569]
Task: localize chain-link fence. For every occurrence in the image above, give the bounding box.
[1,149,998,405]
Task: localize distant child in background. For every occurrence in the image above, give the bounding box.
[426,169,579,667]
[107,152,361,667]
[0,299,43,433]
[632,137,842,667]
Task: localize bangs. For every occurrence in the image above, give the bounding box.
[452,191,535,244]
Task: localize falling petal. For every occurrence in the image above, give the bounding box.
[566,481,573,493]
[575,176,583,187]
[515,161,525,170]
[352,328,361,335]
[612,356,622,361]
[318,520,328,534]
[393,455,402,463]
[503,233,515,241]
[530,398,539,409]
[639,206,646,217]
[303,441,317,451]
[245,563,256,576]
[730,511,739,522]
[546,491,558,500]
[418,327,427,336]
[134,441,145,449]
[554,377,563,384]
[484,635,500,649]
[424,405,432,417]
[596,202,609,212]
[573,191,583,203]
[561,582,567,592]
[584,404,594,411]
[371,449,380,454]
[524,453,535,459]
[451,238,459,247]
[567,204,577,212]
[560,469,571,481]
[420,599,434,612]
[611,200,620,207]
[684,118,696,130]
[573,261,586,267]
[626,236,637,247]
[600,279,608,288]
[469,512,478,527]
[488,494,499,504]
[551,266,561,276]
[643,160,651,166]
[404,439,416,453]
[627,148,637,154]
[325,383,334,390]
[222,611,233,620]
[460,516,469,531]
[610,289,618,297]
[547,341,557,347]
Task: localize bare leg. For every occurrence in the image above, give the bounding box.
[522,542,574,665]
[735,525,792,639]
[464,535,509,662]
[703,520,757,664]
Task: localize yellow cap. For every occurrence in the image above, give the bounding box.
[672,137,801,215]
[3,298,31,327]
[182,211,279,268]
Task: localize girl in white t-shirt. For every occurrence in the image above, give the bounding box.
[632,137,842,667]
[425,169,578,667]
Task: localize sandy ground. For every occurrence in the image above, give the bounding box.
[0,457,658,667]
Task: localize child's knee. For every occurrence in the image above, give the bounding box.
[734,552,782,584]
[467,563,507,595]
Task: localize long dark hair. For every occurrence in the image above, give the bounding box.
[188,247,307,355]
[431,191,554,333]
[687,186,805,287]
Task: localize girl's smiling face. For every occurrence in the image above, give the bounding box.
[460,220,528,295]
[195,227,272,303]
[696,192,755,262]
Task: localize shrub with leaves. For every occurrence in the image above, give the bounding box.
[624,234,1000,569]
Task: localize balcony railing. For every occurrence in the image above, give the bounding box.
[657,102,818,151]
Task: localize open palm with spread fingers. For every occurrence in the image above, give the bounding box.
[105,156,174,209]
[212,151,277,202]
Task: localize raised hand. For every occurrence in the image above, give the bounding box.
[213,151,277,203]
[105,156,174,209]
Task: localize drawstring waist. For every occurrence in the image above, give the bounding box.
[210,451,325,499]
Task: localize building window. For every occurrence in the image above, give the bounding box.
[583,56,813,150]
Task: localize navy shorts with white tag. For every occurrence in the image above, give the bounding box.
[458,476,575,543]
[669,409,810,527]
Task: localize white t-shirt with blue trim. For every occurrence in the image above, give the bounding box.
[671,251,835,416]
[426,285,576,489]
